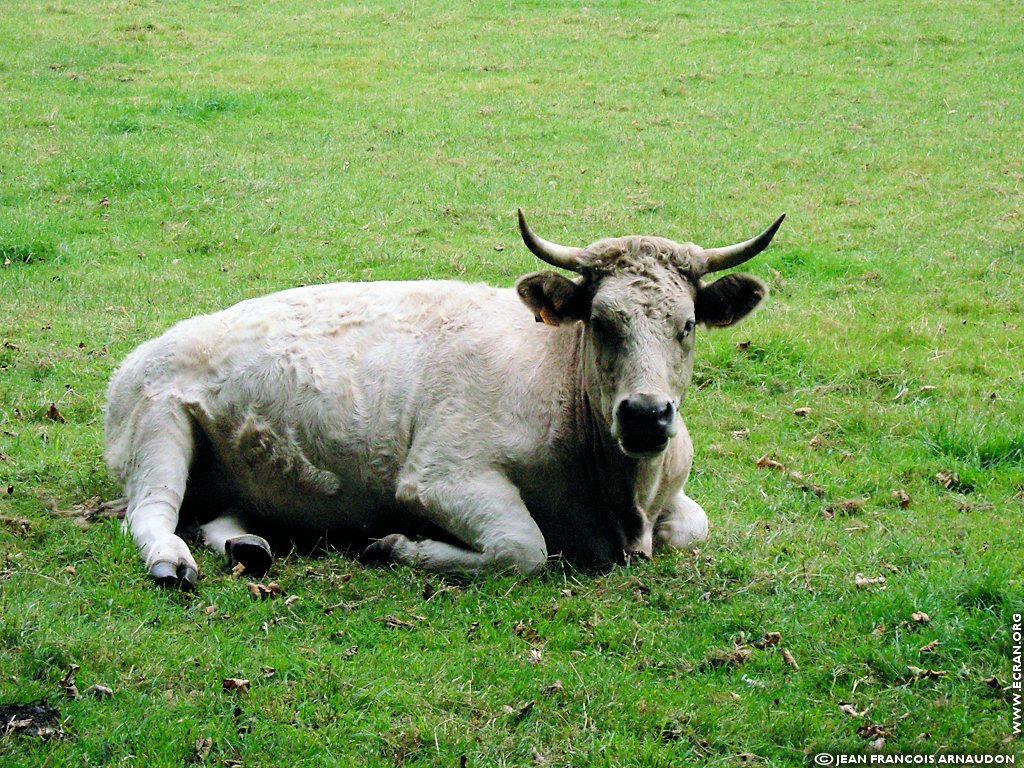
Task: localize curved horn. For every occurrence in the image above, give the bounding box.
[700,214,786,273]
[517,208,589,272]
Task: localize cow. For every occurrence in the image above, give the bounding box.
[104,210,784,588]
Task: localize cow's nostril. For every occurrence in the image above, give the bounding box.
[618,395,674,428]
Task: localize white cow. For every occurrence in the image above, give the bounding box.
[105,210,783,587]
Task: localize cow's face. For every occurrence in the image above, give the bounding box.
[516,214,782,458]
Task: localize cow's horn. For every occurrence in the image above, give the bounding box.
[700,214,786,273]
[517,208,590,273]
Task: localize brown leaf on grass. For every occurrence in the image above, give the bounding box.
[809,434,825,448]
[381,615,415,629]
[982,676,1004,689]
[793,407,811,417]
[222,678,250,693]
[839,702,867,717]
[194,736,212,762]
[736,340,751,351]
[781,648,799,670]
[247,582,284,600]
[513,621,541,644]
[908,666,947,680]
[919,639,939,653]
[45,403,67,423]
[855,573,886,588]
[1,515,31,534]
[46,497,127,527]
[60,664,80,700]
[260,666,277,679]
[730,429,749,440]
[934,470,959,489]
[857,723,890,739]
[528,648,543,664]
[826,498,865,517]
[283,595,300,606]
[911,611,930,624]
[85,684,113,698]
[891,489,911,508]
[705,643,753,668]
[501,700,535,719]
[203,605,218,616]
[542,680,564,695]
[755,453,787,471]
[752,631,781,649]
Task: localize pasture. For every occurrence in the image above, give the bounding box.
[1,0,1021,764]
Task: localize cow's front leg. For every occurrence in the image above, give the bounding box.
[361,470,548,575]
[654,491,708,551]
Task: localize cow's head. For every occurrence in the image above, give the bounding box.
[516,209,783,458]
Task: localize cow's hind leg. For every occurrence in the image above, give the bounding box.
[200,512,272,577]
[121,402,200,589]
[361,470,548,575]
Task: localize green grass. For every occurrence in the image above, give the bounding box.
[1,0,1022,764]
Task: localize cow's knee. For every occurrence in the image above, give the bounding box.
[488,536,548,575]
[655,496,708,551]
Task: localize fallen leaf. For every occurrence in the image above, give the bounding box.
[911,611,930,624]
[501,700,535,719]
[736,340,751,351]
[781,648,799,669]
[705,643,753,668]
[857,723,890,739]
[381,615,414,628]
[755,454,787,471]
[283,595,300,606]
[793,407,811,417]
[752,631,781,649]
[542,680,563,695]
[222,678,250,693]
[85,684,113,698]
[730,429,749,440]
[919,639,939,653]
[203,605,218,615]
[827,498,865,517]
[247,582,284,599]
[934,470,959,489]
[809,435,825,448]
[60,664,80,699]
[559,589,573,598]
[528,648,543,664]
[908,666,947,680]
[839,703,867,718]
[194,736,212,762]
[891,489,911,508]
[982,676,1003,689]
[45,403,67,424]
[855,573,886,588]
[513,621,541,644]
[260,666,277,678]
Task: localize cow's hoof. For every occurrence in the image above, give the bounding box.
[151,561,199,590]
[359,534,405,565]
[225,534,272,577]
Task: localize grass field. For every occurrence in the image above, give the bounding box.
[1,0,1022,764]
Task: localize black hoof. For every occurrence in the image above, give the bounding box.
[225,534,273,577]
[151,561,199,590]
[359,534,403,565]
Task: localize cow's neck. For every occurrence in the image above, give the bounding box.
[547,323,664,538]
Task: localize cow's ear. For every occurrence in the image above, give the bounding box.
[516,271,589,326]
[696,273,768,328]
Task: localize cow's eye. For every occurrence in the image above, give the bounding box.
[590,315,613,339]
[677,318,695,342]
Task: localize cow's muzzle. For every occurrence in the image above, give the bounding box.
[615,394,677,456]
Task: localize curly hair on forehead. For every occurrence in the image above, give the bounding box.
[581,236,703,281]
